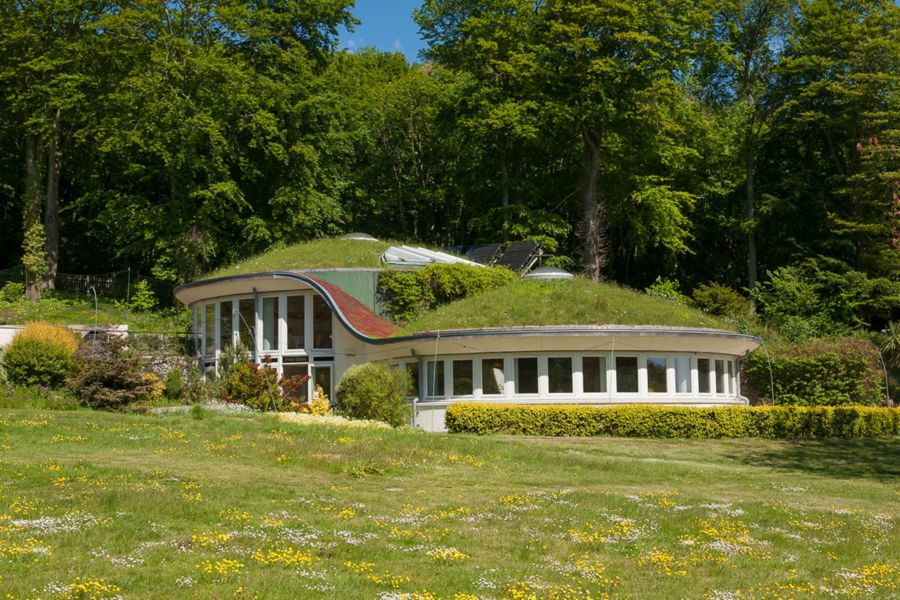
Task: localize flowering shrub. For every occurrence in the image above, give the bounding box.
[3,321,80,387]
[446,403,899,438]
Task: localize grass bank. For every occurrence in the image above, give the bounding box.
[0,405,896,599]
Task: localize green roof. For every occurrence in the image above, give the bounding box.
[398,278,734,334]
[207,238,393,278]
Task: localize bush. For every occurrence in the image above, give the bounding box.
[130,279,158,312]
[0,281,24,303]
[67,339,156,410]
[744,337,886,406]
[445,403,899,438]
[3,322,80,387]
[335,362,410,426]
[691,282,750,318]
[164,368,184,400]
[645,277,689,305]
[378,263,516,322]
[222,358,284,411]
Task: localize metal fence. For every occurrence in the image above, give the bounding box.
[0,267,176,306]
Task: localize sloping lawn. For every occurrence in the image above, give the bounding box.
[0,407,896,599]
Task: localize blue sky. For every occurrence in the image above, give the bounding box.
[339,1,427,62]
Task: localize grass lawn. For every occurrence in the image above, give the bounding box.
[0,294,187,332]
[0,407,896,600]
[399,279,733,335]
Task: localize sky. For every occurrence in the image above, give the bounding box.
[339,0,427,62]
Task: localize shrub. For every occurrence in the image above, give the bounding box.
[164,368,184,400]
[335,362,410,426]
[645,277,689,305]
[378,263,516,322]
[744,337,885,406]
[3,321,80,387]
[445,403,899,438]
[691,282,750,318]
[310,384,331,416]
[0,281,24,303]
[222,358,283,411]
[67,339,156,411]
[129,279,158,312]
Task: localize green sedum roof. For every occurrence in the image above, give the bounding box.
[398,277,734,334]
[207,238,393,278]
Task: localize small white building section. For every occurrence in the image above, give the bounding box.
[175,271,761,432]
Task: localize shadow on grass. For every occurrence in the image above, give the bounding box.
[730,438,900,481]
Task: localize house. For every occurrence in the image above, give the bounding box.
[174,237,761,431]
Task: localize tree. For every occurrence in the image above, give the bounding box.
[0,0,114,292]
[715,0,791,312]
[540,0,717,280]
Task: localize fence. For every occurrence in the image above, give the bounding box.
[0,267,177,307]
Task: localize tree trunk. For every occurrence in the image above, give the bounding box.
[499,140,509,242]
[746,140,757,314]
[44,115,62,290]
[23,135,44,302]
[580,129,608,281]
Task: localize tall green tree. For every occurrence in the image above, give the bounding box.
[539,0,718,280]
[0,0,114,296]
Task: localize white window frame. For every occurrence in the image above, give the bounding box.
[612,354,641,396]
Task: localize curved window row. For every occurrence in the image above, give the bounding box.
[397,352,740,401]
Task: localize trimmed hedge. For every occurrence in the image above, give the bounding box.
[445,403,899,439]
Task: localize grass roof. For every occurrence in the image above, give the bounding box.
[207,238,393,278]
[398,277,735,334]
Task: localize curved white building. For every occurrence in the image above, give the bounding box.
[175,243,760,432]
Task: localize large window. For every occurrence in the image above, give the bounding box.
[481,358,505,395]
[404,362,420,398]
[548,357,573,394]
[286,296,305,350]
[313,296,332,349]
[238,299,255,350]
[204,303,215,357]
[452,360,473,396]
[313,365,332,401]
[646,356,668,393]
[728,361,736,397]
[716,360,727,395]
[282,363,309,402]
[426,361,445,397]
[675,357,692,393]
[219,301,233,352]
[262,297,279,351]
[583,356,607,394]
[698,358,711,393]
[516,357,538,394]
[615,356,638,393]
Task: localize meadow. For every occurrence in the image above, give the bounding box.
[0,406,896,600]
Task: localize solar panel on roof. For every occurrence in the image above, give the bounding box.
[466,244,502,265]
[495,241,542,273]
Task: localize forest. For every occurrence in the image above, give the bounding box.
[1,0,898,338]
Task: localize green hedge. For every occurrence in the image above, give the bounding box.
[744,337,885,406]
[377,263,516,322]
[445,403,899,438]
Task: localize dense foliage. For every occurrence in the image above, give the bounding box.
[378,263,516,322]
[446,403,899,438]
[66,339,156,410]
[335,363,410,426]
[2,321,79,387]
[744,337,886,406]
[0,0,897,337]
